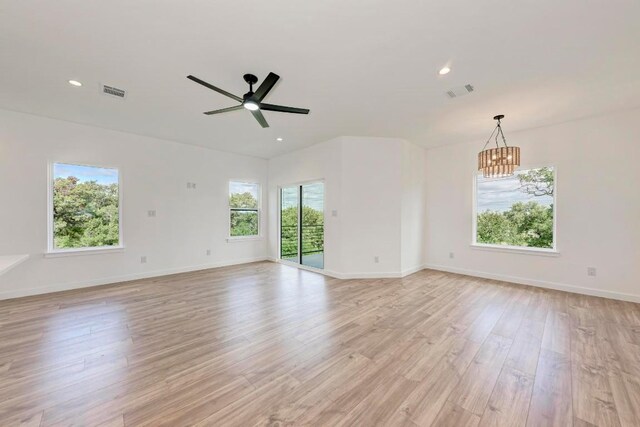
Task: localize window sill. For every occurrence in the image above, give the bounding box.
[45,246,125,258]
[470,244,560,257]
[226,236,262,243]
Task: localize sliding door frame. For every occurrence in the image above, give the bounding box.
[277,178,326,271]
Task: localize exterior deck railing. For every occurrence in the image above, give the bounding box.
[280,224,324,258]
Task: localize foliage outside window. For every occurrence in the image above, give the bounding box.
[280,184,324,260]
[475,167,555,250]
[51,163,120,250]
[229,182,260,237]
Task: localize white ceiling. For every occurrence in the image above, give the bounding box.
[1,1,639,158]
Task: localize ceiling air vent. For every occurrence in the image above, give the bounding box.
[446,84,474,98]
[102,84,126,99]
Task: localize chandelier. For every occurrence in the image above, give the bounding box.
[478,115,520,178]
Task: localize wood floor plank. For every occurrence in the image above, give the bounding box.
[399,336,482,426]
[0,262,638,425]
[333,373,419,426]
[17,411,43,427]
[433,401,481,427]
[251,352,374,426]
[571,358,621,427]
[190,374,300,426]
[312,354,406,425]
[526,349,573,427]
[480,366,535,426]
[608,369,640,427]
[504,318,546,376]
[541,310,571,356]
[450,333,513,415]
[491,289,531,339]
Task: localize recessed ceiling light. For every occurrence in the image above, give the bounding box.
[68,80,82,87]
[439,67,451,75]
[276,137,283,142]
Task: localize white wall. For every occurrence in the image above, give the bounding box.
[401,140,427,274]
[267,136,416,278]
[267,137,344,273]
[4,106,637,303]
[0,109,268,299]
[424,109,640,302]
[339,137,404,275]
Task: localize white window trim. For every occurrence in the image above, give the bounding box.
[471,164,558,255]
[228,180,261,240]
[226,236,263,243]
[469,243,559,257]
[46,161,124,256]
[44,246,125,258]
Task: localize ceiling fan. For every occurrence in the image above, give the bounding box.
[187,72,310,128]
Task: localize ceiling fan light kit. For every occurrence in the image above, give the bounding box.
[478,115,521,178]
[187,72,310,128]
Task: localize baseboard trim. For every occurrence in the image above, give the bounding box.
[336,271,404,279]
[269,258,401,280]
[271,258,426,280]
[424,263,640,303]
[327,264,425,280]
[14,257,634,303]
[0,256,270,300]
[400,264,426,278]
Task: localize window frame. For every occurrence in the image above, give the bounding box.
[46,161,124,257]
[227,180,261,241]
[471,164,559,255]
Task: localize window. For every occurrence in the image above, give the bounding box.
[474,166,555,251]
[229,181,260,237]
[49,163,121,252]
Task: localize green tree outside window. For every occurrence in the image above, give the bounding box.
[476,167,555,249]
[52,164,120,249]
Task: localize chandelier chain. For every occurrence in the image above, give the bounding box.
[482,118,509,150]
[496,119,508,148]
[482,125,498,151]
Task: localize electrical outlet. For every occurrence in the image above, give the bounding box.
[192,183,197,189]
[140,256,147,264]
[147,210,156,217]
[332,210,338,217]
[206,249,211,256]
[374,256,379,264]
[449,252,455,259]
[587,267,596,277]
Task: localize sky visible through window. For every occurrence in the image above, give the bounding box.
[229,181,259,200]
[477,169,554,212]
[54,163,118,184]
[282,183,324,211]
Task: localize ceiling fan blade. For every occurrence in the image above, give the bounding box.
[251,109,269,128]
[253,72,280,101]
[187,75,243,102]
[260,103,310,115]
[203,105,243,115]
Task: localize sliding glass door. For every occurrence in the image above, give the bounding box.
[280,186,299,264]
[280,182,324,269]
[301,183,324,268]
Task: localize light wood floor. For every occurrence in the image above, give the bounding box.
[1,262,639,426]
